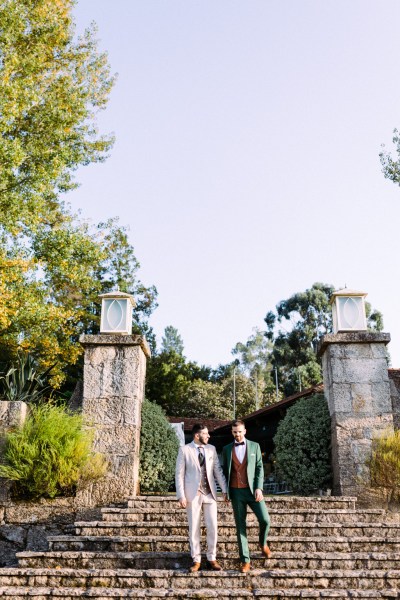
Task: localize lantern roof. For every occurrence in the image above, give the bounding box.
[99,290,136,307]
[330,288,367,304]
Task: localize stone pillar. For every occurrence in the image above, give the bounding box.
[0,401,28,431]
[319,332,392,496]
[77,334,150,505]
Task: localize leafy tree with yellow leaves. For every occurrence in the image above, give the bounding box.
[0,1,157,387]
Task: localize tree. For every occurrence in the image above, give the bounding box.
[183,379,232,420]
[220,371,257,419]
[380,129,400,185]
[139,399,180,493]
[1,216,157,388]
[273,394,332,494]
[161,326,184,355]
[145,350,193,416]
[232,327,275,408]
[265,283,384,396]
[145,349,212,415]
[0,0,115,234]
[0,2,158,387]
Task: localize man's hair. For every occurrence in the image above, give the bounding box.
[192,423,207,436]
[231,419,246,428]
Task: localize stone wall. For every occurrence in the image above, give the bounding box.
[0,497,102,567]
[389,369,400,430]
[0,401,28,431]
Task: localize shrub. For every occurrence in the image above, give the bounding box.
[0,353,53,404]
[0,403,107,499]
[273,393,332,494]
[140,399,180,493]
[368,429,400,505]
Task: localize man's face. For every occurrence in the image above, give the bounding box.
[232,424,246,443]
[196,428,210,445]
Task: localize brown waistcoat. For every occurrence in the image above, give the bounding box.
[229,446,249,488]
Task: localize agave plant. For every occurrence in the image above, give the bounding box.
[0,353,53,404]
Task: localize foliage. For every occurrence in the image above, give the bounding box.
[232,328,271,378]
[0,353,53,403]
[1,216,158,389]
[145,350,211,416]
[265,282,384,395]
[0,0,115,232]
[220,371,257,419]
[145,346,260,419]
[0,1,158,388]
[232,327,276,408]
[161,326,184,355]
[273,394,332,494]
[380,129,400,185]
[368,429,400,505]
[0,403,107,499]
[0,3,158,387]
[183,379,232,420]
[139,399,180,493]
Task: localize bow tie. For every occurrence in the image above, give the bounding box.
[235,442,245,446]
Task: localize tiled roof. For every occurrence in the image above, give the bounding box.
[388,368,400,380]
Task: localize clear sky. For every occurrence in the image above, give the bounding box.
[70,1,400,369]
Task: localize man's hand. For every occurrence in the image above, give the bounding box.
[178,497,187,508]
[223,493,230,503]
[255,488,263,502]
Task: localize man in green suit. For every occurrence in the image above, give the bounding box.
[222,419,271,572]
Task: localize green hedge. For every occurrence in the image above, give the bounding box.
[139,399,180,493]
[273,393,332,494]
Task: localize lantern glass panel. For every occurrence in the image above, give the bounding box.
[103,298,127,331]
[337,296,365,330]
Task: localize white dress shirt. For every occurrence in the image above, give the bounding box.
[234,438,247,463]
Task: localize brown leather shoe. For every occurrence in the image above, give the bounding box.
[239,562,251,573]
[189,562,201,572]
[260,544,272,558]
[208,560,222,571]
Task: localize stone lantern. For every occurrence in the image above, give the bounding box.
[99,290,136,335]
[330,288,368,334]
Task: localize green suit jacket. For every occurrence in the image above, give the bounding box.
[222,439,264,499]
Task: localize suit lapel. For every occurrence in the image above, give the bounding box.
[189,441,201,471]
[227,442,234,480]
[205,445,212,478]
[246,440,253,479]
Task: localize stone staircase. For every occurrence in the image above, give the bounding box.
[2,495,400,598]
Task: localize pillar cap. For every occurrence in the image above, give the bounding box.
[79,334,151,358]
[317,331,390,357]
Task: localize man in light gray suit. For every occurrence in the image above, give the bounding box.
[175,423,227,572]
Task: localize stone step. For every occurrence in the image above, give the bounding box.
[0,568,400,590]
[1,587,400,599]
[69,521,400,538]
[2,567,400,591]
[101,507,387,524]
[46,534,400,553]
[127,496,358,510]
[16,550,400,571]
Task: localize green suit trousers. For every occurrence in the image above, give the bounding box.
[230,487,270,563]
